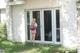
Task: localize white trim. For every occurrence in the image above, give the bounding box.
[60,7,63,44]
[25,7,61,10]
[42,9,53,42]
[40,10,44,42]
[54,8,61,44]
[24,10,28,41]
[26,40,61,45]
[52,9,56,44]
[30,11,32,40]
[51,9,54,43]
[26,40,53,44]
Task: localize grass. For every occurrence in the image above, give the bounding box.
[0,38,77,53]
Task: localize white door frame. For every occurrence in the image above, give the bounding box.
[54,8,62,44]
[26,9,43,42]
[42,9,54,43]
[25,8,61,44]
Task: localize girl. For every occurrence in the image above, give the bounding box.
[30,18,37,41]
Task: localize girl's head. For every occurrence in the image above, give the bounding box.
[33,18,36,22]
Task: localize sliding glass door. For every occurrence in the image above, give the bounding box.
[26,10,41,41]
[26,8,61,44]
[32,11,41,40]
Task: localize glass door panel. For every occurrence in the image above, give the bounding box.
[32,11,41,40]
[44,10,52,41]
[27,11,30,40]
[56,10,60,42]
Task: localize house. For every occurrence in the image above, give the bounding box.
[1,0,80,48]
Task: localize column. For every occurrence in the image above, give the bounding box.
[6,1,13,41]
[60,0,77,48]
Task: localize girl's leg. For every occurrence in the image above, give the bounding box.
[32,33,36,45]
[32,33,36,40]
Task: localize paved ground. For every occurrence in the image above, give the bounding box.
[0,49,5,53]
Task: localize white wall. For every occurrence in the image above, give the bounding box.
[25,0,59,9]
[6,0,78,48]
[0,9,6,23]
[0,0,6,9]
[60,0,77,48]
[77,9,80,47]
[12,5,25,42]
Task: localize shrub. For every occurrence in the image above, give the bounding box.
[0,23,7,39]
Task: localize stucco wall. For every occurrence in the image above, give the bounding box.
[25,0,59,9]
[0,0,6,8]
[60,0,77,48]
[0,9,6,23]
[12,5,25,42]
[7,0,78,48]
[77,9,80,47]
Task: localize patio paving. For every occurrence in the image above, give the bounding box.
[0,49,5,53]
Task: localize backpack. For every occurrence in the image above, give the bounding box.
[30,23,36,30]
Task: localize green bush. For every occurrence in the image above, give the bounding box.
[0,23,7,39]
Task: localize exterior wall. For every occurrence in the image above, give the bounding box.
[9,0,59,42]
[0,9,6,23]
[60,0,77,48]
[12,5,25,42]
[6,6,13,41]
[77,9,80,47]
[0,0,6,9]
[6,0,78,48]
[0,0,6,23]
[25,0,59,9]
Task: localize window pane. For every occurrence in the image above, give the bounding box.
[44,10,52,41]
[27,11,30,40]
[56,10,60,28]
[56,10,60,42]
[56,29,60,42]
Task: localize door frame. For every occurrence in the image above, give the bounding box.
[25,8,61,44]
[54,8,62,44]
[41,9,54,43]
